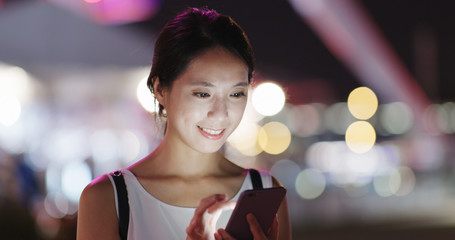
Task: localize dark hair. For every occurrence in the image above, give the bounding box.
[147,7,255,116]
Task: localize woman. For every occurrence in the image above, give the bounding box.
[77,7,291,240]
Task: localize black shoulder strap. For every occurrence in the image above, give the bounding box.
[111,171,129,240]
[248,168,263,189]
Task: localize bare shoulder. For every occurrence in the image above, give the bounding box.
[79,174,116,211]
[77,174,120,240]
[270,175,292,240]
[272,176,284,188]
[81,174,114,200]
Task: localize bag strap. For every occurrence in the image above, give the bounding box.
[248,168,263,189]
[111,171,129,240]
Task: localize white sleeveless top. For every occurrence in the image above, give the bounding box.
[107,169,272,240]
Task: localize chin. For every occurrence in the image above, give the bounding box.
[195,142,225,154]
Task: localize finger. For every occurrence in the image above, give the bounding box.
[207,201,236,230]
[185,218,203,239]
[207,200,236,214]
[217,228,237,240]
[186,228,202,240]
[188,194,228,239]
[194,194,226,218]
[214,231,222,240]
[247,213,267,239]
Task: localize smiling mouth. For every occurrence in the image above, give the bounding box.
[197,126,225,136]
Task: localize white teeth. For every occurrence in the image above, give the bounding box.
[199,126,223,135]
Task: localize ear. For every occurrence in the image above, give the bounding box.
[152,77,167,108]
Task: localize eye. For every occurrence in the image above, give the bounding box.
[231,92,246,98]
[193,92,210,98]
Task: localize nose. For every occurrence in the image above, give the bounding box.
[208,97,228,120]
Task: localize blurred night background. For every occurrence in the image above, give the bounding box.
[1,0,455,239]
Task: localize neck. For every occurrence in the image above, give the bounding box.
[140,135,225,178]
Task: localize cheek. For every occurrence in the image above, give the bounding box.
[175,104,206,125]
[168,94,199,116]
[230,102,247,122]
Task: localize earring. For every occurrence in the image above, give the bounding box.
[162,108,167,117]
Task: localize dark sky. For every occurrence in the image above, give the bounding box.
[3,0,454,102]
[361,0,455,102]
[127,0,455,102]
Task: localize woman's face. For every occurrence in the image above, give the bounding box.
[159,47,249,153]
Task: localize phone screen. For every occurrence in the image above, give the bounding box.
[225,187,286,239]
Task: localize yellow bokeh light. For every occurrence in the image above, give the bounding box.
[227,121,263,156]
[258,121,291,155]
[347,86,378,120]
[345,121,376,153]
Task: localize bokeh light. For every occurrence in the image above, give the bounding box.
[304,140,406,191]
[44,192,68,219]
[295,168,326,200]
[422,104,442,135]
[0,64,34,127]
[435,102,455,134]
[258,121,291,155]
[0,64,32,101]
[325,102,355,135]
[372,166,416,198]
[394,166,416,197]
[45,165,61,197]
[43,128,90,164]
[0,95,21,126]
[373,169,397,197]
[227,121,263,156]
[345,121,376,153]
[119,130,142,163]
[137,78,158,113]
[448,102,455,133]
[373,167,415,197]
[288,104,324,137]
[347,86,378,120]
[306,141,380,187]
[61,161,92,204]
[83,0,161,25]
[252,82,286,116]
[0,118,26,154]
[380,102,414,135]
[90,129,120,164]
[270,159,301,190]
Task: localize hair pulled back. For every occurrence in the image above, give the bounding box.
[147,7,255,116]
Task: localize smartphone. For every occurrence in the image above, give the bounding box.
[225,187,287,239]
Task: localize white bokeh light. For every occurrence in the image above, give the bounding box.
[0,95,21,126]
[380,102,414,135]
[136,78,159,112]
[270,159,301,190]
[90,129,120,164]
[61,161,92,203]
[252,82,286,116]
[295,168,326,200]
[0,64,32,102]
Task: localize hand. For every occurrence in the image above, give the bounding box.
[214,214,279,240]
[186,194,236,240]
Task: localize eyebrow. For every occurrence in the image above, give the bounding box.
[189,81,248,87]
